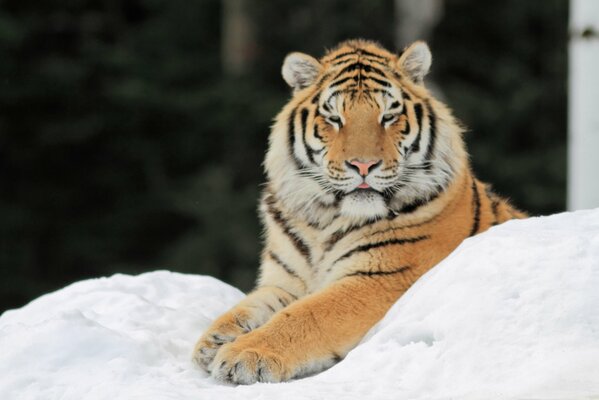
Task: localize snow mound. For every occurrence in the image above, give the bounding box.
[1,209,599,400]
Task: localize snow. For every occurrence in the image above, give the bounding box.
[1,209,599,400]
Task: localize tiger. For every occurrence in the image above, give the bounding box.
[192,39,526,384]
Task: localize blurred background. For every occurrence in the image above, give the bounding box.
[0,0,568,313]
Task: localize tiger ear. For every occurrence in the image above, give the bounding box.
[397,41,432,85]
[282,52,322,92]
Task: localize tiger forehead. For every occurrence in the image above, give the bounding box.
[316,43,402,100]
[320,40,395,65]
[316,51,402,107]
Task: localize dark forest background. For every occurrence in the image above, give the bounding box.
[0,0,567,313]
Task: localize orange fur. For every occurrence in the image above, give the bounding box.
[193,39,526,384]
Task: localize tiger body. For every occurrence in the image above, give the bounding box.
[193,39,525,384]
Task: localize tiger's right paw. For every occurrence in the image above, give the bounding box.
[193,332,235,372]
[192,312,254,372]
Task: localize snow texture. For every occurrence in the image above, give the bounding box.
[1,209,599,400]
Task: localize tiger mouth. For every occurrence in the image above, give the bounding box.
[342,186,399,203]
[346,187,381,196]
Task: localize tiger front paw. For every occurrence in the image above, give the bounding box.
[211,338,291,384]
[193,331,236,372]
[192,313,253,372]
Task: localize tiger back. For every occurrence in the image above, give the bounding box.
[192,39,526,385]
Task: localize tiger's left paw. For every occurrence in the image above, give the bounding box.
[211,340,291,384]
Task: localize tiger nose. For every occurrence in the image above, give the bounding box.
[346,159,382,176]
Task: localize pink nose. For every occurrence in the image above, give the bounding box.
[347,160,381,176]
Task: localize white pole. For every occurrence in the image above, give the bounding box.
[569,0,599,210]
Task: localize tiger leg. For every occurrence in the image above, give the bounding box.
[192,285,298,372]
[211,274,404,384]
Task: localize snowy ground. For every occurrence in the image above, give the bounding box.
[1,209,599,400]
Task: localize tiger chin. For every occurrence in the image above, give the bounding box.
[192,39,526,384]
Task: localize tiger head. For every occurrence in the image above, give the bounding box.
[265,40,467,224]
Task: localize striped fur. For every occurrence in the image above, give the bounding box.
[193,39,526,384]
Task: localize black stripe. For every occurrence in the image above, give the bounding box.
[409,103,424,152]
[491,200,500,225]
[423,100,437,170]
[311,92,321,104]
[276,296,289,308]
[300,108,309,137]
[211,334,228,344]
[404,133,422,153]
[413,103,423,134]
[329,51,357,61]
[288,108,304,170]
[390,101,400,109]
[399,115,411,136]
[300,108,317,165]
[324,218,379,252]
[268,252,306,285]
[329,48,387,63]
[372,216,439,237]
[265,197,312,263]
[331,56,358,66]
[329,75,357,88]
[314,72,332,91]
[344,265,411,279]
[288,108,296,155]
[357,48,388,61]
[305,145,316,165]
[274,285,298,300]
[469,177,481,236]
[234,315,251,333]
[324,229,353,252]
[388,165,467,218]
[387,183,444,218]
[333,62,387,81]
[390,70,404,81]
[379,89,395,98]
[332,235,430,266]
[365,75,391,87]
[333,56,390,69]
[361,63,387,77]
[259,284,300,301]
[313,124,323,141]
[485,186,500,225]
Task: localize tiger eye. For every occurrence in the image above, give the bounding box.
[381,114,397,125]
